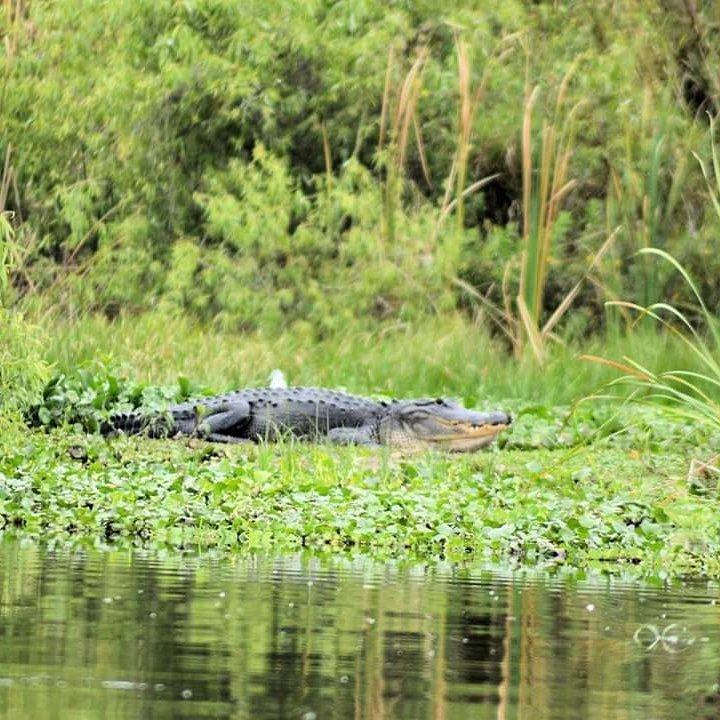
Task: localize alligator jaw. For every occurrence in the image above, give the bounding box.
[381,405,512,452]
[422,421,510,451]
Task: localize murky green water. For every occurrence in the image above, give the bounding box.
[0,541,719,719]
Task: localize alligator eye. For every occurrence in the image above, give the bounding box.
[435,398,443,405]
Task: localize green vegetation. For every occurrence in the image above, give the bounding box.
[0,305,716,578]
[585,119,720,437]
[3,0,720,332]
[3,404,719,578]
[0,309,48,415]
[2,1,720,578]
[0,317,715,579]
[589,249,720,435]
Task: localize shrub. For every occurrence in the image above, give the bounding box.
[2,0,719,333]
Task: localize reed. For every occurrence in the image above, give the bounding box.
[377,46,428,252]
[433,35,513,274]
[516,63,582,359]
[490,60,617,363]
[454,38,475,234]
[585,120,720,431]
[451,55,616,363]
[605,88,689,308]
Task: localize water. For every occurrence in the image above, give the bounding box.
[0,541,719,720]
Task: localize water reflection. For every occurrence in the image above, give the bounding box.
[0,542,718,719]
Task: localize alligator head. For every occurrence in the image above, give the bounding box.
[379,398,511,452]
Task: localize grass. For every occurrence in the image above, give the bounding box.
[0,308,715,580]
[586,122,720,436]
[588,249,720,435]
[378,46,428,251]
[32,311,714,408]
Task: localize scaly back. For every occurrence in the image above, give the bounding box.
[171,386,388,439]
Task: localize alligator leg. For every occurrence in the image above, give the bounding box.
[204,433,253,444]
[196,401,251,441]
[326,425,380,447]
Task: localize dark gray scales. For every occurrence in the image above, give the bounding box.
[107,387,388,444]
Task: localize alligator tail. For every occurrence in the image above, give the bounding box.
[101,411,175,438]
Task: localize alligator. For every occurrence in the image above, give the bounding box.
[103,387,511,451]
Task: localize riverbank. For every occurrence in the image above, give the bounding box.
[1,311,718,578]
[3,401,717,579]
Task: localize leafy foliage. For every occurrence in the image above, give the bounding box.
[7,309,720,577]
[26,363,202,433]
[2,413,718,578]
[2,0,719,331]
[0,313,48,416]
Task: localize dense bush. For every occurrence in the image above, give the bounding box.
[2,0,719,332]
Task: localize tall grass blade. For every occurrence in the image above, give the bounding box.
[517,293,544,363]
[541,227,619,339]
[515,62,588,361]
[379,47,427,250]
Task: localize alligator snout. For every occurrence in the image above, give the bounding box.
[472,412,512,427]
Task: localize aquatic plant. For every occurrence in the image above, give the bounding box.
[4,401,718,577]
